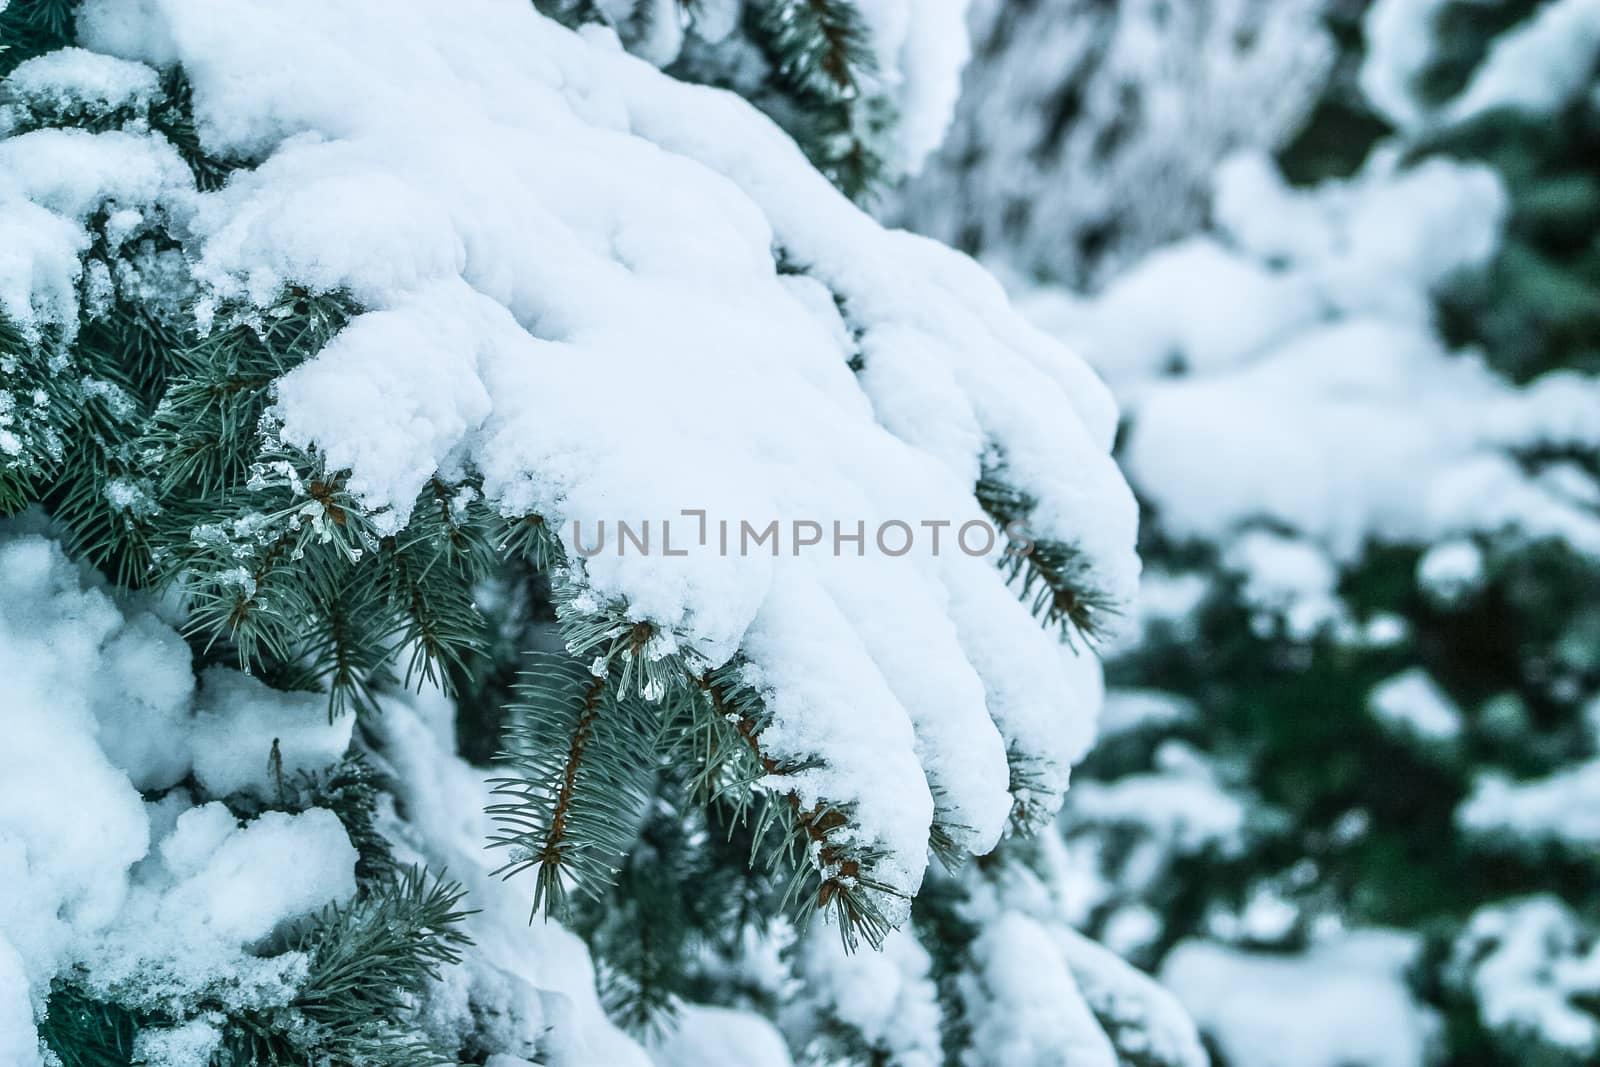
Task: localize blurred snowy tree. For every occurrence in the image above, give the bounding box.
[888,0,1337,289]
[1017,1,1600,1064]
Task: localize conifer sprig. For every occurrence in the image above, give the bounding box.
[36,981,140,1067]
[977,470,1120,644]
[0,0,79,75]
[746,0,893,199]
[487,652,659,916]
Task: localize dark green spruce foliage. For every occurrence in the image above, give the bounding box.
[565,771,790,1034]
[488,651,660,917]
[37,983,140,1067]
[0,0,78,75]
[738,0,893,200]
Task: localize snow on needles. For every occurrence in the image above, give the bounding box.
[55,0,1138,907]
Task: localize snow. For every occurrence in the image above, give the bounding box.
[653,1005,795,1067]
[1417,538,1485,604]
[133,1020,223,1067]
[1095,689,1197,742]
[121,805,356,967]
[1362,0,1600,128]
[960,912,1117,1067]
[0,110,194,351]
[1162,930,1436,1067]
[783,927,941,1067]
[190,666,354,801]
[1458,760,1600,851]
[1211,152,1504,323]
[0,939,40,1067]
[0,127,192,231]
[836,0,974,178]
[1448,896,1600,1056]
[54,0,1137,906]
[86,602,196,793]
[0,530,159,1019]
[1021,238,1322,388]
[1053,926,1207,1067]
[601,0,974,180]
[1368,669,1463,744]
[1449,0,1600,122]
[1224,530,1345,641]
[0,527,364,1051]
[0,195,87,338]
[0,48,160,130]
[1359,0,1451,128]
[1065,742,1247,858]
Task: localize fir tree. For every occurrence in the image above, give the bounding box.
[0,1,1151,1064]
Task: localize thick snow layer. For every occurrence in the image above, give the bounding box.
[53,0,1137,903]
[0,530,157,1025]
[961,912,1117,1067]
[853,0,974,177]
[0,195,87,339]
[1162,930,1436,1067]
[1359,0,1451,128]
[1020,239,1321,386]
[190,667,352,801]
[0,48,160,130]
[0,527,362,1052]
[1095,689,1198,741]
[1416,538,1485,604]
[1225,530,1346,641]
[782,926,942,1067]
[0,938,42,1067]
[1053,927,1208,1067]
[0,96,193,346]
[1065,742,1247,858]
[1363,0,1600,129]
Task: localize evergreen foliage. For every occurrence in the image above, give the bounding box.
[37,983,139,1067]
[0,0,79,76]
[488,651,659,917]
